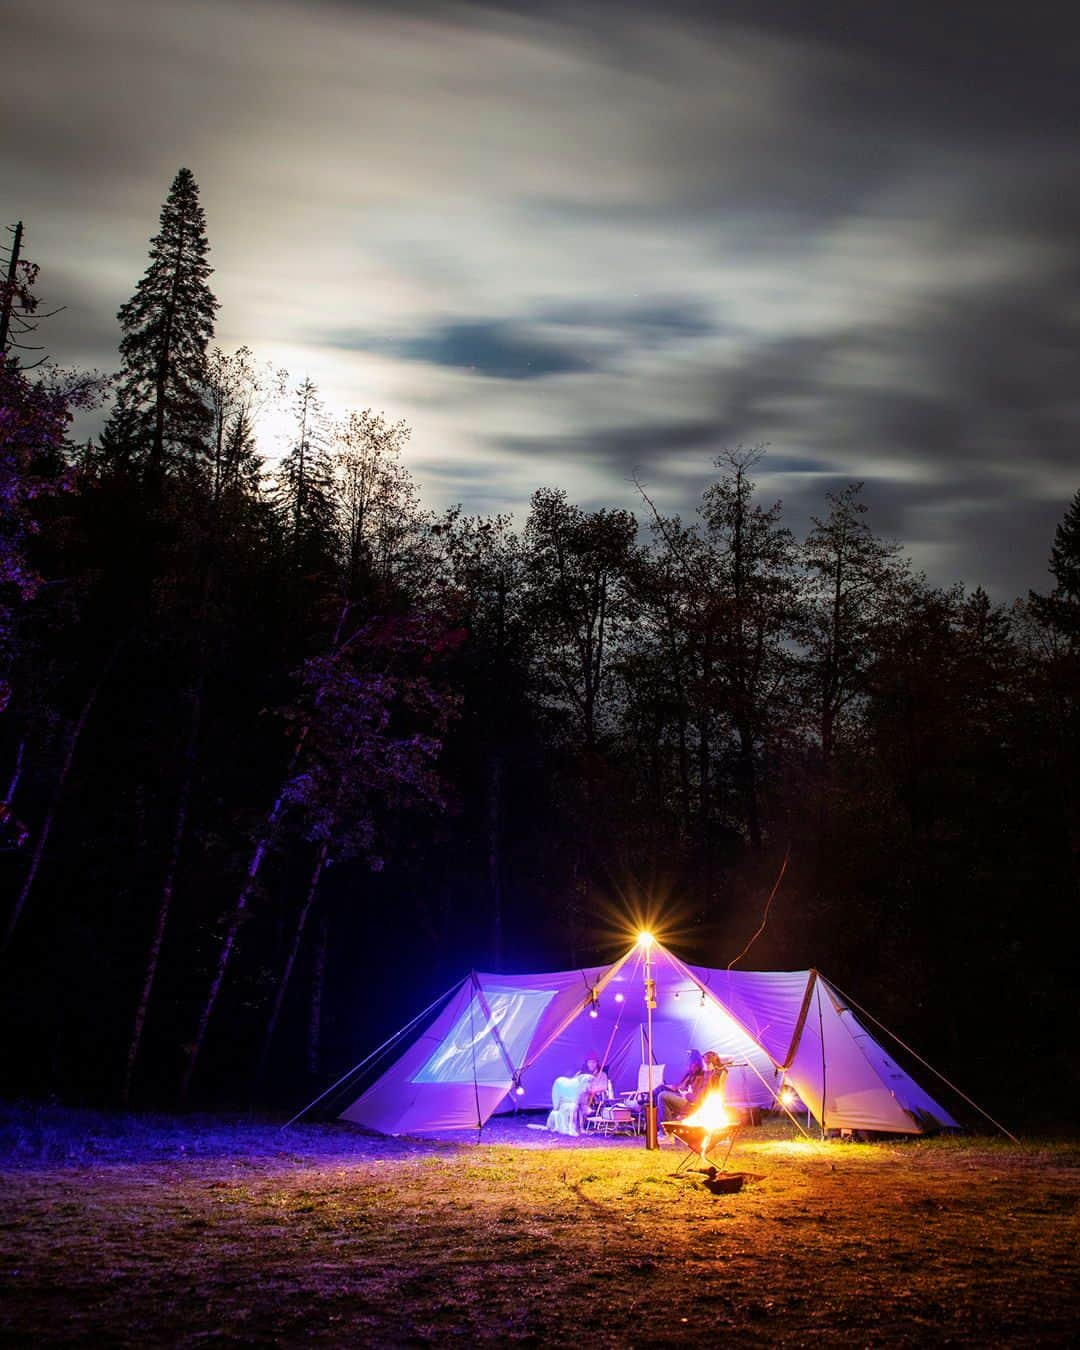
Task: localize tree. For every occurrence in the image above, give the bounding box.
[254,611,460,1081]
[273,378,336,572]
[0,349,104,948]
[332,409,424,600]
[113,168,218,480]
[1026,491,1080,897]
[204,346,284,503]
[801,483,913,765]
[1,221,64,366]
[442,513,532,965]
[522,488,636,954]
[0,355,100,710]
[699,450,799,850]
[1031,489,1080,642]
[635,451,798,854]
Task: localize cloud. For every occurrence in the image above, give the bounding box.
[337,319,594,379]
[3,0,1078,596]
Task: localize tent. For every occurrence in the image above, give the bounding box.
[336,940,958,1137]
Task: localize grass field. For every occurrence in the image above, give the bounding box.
[1,1105,1077,1346]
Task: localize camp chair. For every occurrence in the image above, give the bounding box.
[585,1097,640,1135]
[608,1063,665,1123]
[627,1062,665,1102]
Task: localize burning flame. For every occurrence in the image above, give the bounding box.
[681,1089,733,1131]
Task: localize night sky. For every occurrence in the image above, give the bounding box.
[6,0,1079,595]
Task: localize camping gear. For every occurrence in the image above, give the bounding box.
[314,939,960,1138]
[662,1119,741,1173]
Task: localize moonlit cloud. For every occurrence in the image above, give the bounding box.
[4,0,1078,595]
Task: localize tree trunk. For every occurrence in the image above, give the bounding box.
[697,638,712,834]
[2,645,119,952]
[123,675,202,1104]
[308,910,330,1078]
[488,751,504,968]
[254,838,329,1088]
[179,601,350,1101]
[737,723,763,852]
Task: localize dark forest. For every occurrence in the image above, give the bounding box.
[2,169,1077,1125]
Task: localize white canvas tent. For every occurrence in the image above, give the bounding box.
[336,941,958,1137]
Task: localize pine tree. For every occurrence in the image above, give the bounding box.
[1031,489,1080,641]
[94,393,146,477]
[114,167,218,480]
[274,377,337,570]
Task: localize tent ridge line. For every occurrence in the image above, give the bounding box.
[665,944,786,1071]
[518,945,639,1078]
[780,969,819,1071]
[470,971,519,1083]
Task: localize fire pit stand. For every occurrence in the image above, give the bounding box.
[661,1120,741,1175]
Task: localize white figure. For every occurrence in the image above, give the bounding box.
[547,1072,593,1135]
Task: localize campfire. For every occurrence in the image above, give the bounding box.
[682,1089,734,1133]
[661,1089,739,1162]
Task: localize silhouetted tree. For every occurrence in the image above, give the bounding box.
[801,483,913,765]
[1032,489,1080,642]
[112,168,218,481]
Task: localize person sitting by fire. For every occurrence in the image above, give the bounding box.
[579,1054,612,1111]
[655,1049,729,1125]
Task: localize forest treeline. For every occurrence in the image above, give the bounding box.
[1,171,1077,1119]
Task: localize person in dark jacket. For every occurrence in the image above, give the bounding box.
[656,1049,730,1124]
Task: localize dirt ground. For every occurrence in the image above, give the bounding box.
[1,1107,1077,1346]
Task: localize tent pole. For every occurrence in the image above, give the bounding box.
[643,938,658,1149]
[280,977,464,1130]
[816,979,827,1140]
[469,973,483,1143]
[824,978,1020,1144]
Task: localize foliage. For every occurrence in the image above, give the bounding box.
[0,171,1076,1121]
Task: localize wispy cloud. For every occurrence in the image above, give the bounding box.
[4,0,1078,595]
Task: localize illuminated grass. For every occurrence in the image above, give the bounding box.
[1,1106,1077,1345]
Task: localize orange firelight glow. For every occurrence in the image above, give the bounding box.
[681,1089,734,1131]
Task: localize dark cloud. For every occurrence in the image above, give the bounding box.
[3,0,1078,597]
[535,300,717,340]
[339,320,593,379]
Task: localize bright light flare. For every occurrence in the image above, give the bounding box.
[682,1089,734,1131]
[636,930,655,949]
[778,1085,798,1109]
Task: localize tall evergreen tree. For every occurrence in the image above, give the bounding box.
[112,167,218,479]
[274,377,336,571]
[1031,489,1080,641]
[801,483,913,764]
